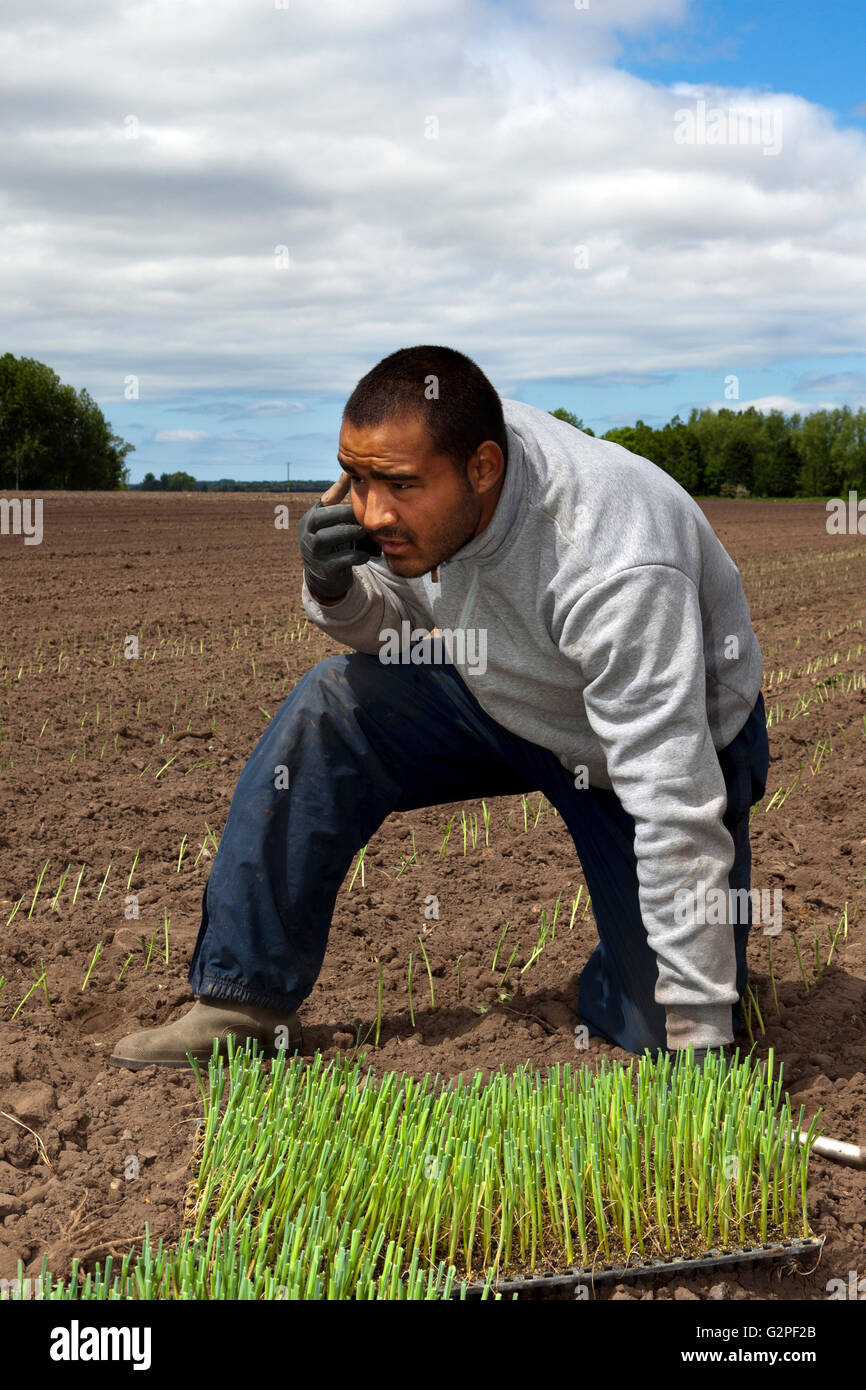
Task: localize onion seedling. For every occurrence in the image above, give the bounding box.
[792,931,810,992]
[491,922,509,972]
[347,845,367,892]
[417,937,435,1010]
[767,940,780,1016]
[81,943,102,992]
[407,953,415,1028]
[97,863,112,902]
[50,864,71,911]
[498,944,519,989]
[438,814,456,859]
[374,959,384,1047]
[71,863,86,906]
[126,848,140,892]
[746,984,765,1035]
[28,860,50,918]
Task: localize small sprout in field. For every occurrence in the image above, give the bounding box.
[6,895,24,927]
[177,836,188,873]
[746,984,765,1035]
[97,863,112,902]
[144,928,159,971]
[491,922,509,973]
[28,860,51,918]
[407,953,415,1028]
[10,962,49,1019]
[792,931,810,992]
[126,848,141,892]
[417,936,435,1010]
[347,846,367,892]
[118,954,133,982]
[826,914,845,967]
[50,864,71,911]
[374,959,384,1047]
[499,944,519,988]
[72,864,86,905]
[767,940,780,1016]
[81,944,102,992]
[164,909,171,963]
[438,813,457,858]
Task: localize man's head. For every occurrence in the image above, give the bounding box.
[338,346,507,577]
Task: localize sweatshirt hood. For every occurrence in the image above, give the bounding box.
[441,422,528,568]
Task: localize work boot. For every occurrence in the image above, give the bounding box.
[110,997,303,1070]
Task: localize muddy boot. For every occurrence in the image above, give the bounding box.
[109,997,303,1071]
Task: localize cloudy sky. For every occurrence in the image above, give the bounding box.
[3,0,865,482]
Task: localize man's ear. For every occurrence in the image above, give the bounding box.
[469,442,505,494]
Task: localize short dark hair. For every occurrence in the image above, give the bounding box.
[342,345,508,475]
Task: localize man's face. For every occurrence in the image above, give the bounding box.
[337,412,501,578]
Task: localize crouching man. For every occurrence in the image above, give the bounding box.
[112,345,769,1072]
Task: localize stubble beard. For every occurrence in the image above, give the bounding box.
[382,484,482,578]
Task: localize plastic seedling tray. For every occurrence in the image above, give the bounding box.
[455,1235,825,1299]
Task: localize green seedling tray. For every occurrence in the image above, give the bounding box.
[456,1235,825,1299]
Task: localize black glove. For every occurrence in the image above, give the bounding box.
[298,500,381,602]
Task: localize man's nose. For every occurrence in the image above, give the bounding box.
[359,489,399,534]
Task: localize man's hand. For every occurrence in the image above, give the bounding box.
[298,473,381,603]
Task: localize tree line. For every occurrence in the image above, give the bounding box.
[549,405,866,497]
[138,474,333,492]
[0,354,133,489]
[2,354,864,498]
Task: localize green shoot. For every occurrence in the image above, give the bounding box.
[81,943,102,992]
[28,860,51,918]
[417,937,435,1010]
[347,846,368,892]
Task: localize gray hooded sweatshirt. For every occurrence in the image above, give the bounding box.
[302,398,764,1049]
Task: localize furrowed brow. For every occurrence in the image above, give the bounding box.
[337,457,421,482]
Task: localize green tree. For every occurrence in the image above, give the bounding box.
[550,407,595,436]
[0,353,134,489]
[160,470,197,491]
[721,433,755,492]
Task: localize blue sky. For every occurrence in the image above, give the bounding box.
[4,0,866,482]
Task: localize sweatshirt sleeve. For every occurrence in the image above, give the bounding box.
[301,556,435,655]
[559,563,739,1049]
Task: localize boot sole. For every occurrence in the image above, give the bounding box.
[109,1039,303,1071]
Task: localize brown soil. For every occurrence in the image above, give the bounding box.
[0,492,864,1301]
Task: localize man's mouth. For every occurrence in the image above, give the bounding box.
[374,536,412,553]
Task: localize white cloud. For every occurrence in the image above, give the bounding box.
[1,0,864,402]
[153,429,211,443]
[701,394,842,416]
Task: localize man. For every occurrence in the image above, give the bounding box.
[111,345,769,1071]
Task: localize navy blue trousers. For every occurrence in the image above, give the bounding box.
[188,649,769,1055]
